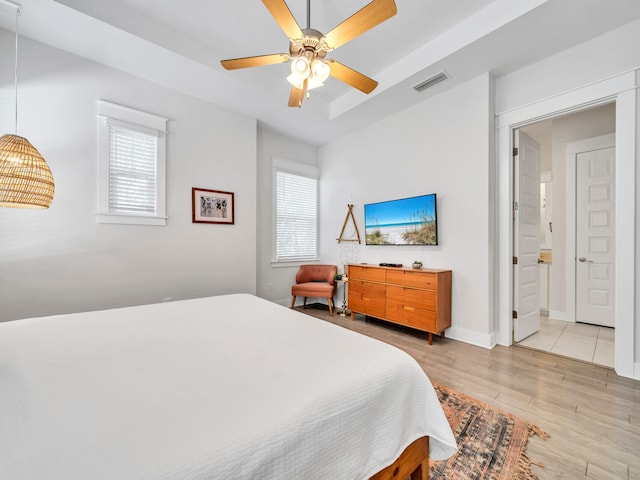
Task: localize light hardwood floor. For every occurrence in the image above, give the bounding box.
[295,305,640,479]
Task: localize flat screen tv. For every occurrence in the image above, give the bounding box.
[364,193,438,246]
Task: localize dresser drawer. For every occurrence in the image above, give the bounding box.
[349,280,385,318]
[387,269,437,289]
[386,301,437,332]
[386,285,436,310]
[349,296,385,318]
[349,279,385,296]
[348,265,386,282]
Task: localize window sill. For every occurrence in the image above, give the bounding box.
[271,259,320,268]
[97,213,167,226]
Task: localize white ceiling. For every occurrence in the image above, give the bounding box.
[2,0,640,145]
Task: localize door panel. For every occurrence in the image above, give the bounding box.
[514,130,541,342]
[576,147,615,327]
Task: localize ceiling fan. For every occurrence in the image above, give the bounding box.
[220,0,397,108]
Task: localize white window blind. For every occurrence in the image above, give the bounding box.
[97,100,167,226]
[275,170,318,261]
[108,124,158,215]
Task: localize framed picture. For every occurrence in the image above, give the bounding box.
[192,188,235,224]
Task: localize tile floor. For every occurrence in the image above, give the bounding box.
[517,315,614,368]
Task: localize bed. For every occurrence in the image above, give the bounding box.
[0,294,456,479]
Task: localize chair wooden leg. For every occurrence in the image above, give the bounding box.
[303,297,307,308]
[291,296,296,309]
[328,298,333,316]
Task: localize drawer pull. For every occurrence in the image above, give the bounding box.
[403,305,415,312]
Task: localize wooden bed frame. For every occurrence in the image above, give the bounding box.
[369,436,429,480]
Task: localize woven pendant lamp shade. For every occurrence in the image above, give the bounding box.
[0,134,55,209]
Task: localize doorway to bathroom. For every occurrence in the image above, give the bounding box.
[514,103,616,367]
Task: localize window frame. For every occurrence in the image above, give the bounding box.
[97,100,168,226]
[271,157,319,266]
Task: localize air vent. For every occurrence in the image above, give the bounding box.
[413,72,449,92]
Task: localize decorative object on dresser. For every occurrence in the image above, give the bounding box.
[291,264,338,315]
[348,264,452,345]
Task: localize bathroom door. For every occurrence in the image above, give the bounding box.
[575,146,615,327]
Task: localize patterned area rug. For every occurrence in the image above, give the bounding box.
[430,383,549,480]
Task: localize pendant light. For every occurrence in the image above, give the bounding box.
[0,0,54,209]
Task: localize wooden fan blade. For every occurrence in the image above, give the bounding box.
[328,60,378,94]
[262,0,304,43]
[221,53,290,70]
[288,80,308,108]
[323,0,397,50]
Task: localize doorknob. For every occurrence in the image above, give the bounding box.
[578,257,593,263]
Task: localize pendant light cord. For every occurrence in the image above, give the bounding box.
[14,6,20,135]
[1,0,22,134]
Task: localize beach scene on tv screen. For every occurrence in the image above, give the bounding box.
[365,195,437,245]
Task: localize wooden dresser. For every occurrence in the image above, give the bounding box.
[347,264,452,345]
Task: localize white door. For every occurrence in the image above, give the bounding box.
[513,131,541,341]
[576,147,615,327]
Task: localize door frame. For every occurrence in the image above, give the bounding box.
[565,134,616,325]
[496,71,636,379]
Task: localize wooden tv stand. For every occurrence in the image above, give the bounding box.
[347,264,452,345]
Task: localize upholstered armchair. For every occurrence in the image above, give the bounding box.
[291,264,338,315]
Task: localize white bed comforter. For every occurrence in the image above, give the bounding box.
[0,294,456,479]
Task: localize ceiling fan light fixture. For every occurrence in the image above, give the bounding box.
[290,56,310,77]
[286,72,305,89]
[306,76,324,90]
[311,59,330,82]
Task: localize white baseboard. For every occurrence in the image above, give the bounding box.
[548,310,571,322]
[445,326,494,349]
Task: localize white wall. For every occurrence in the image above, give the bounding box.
[496,18,640,114]
[256,124,319,306]
[0,30,257,321]
[319,73,495,347]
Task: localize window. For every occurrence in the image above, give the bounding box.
[97,100,168,225]
[272,157,319,263]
